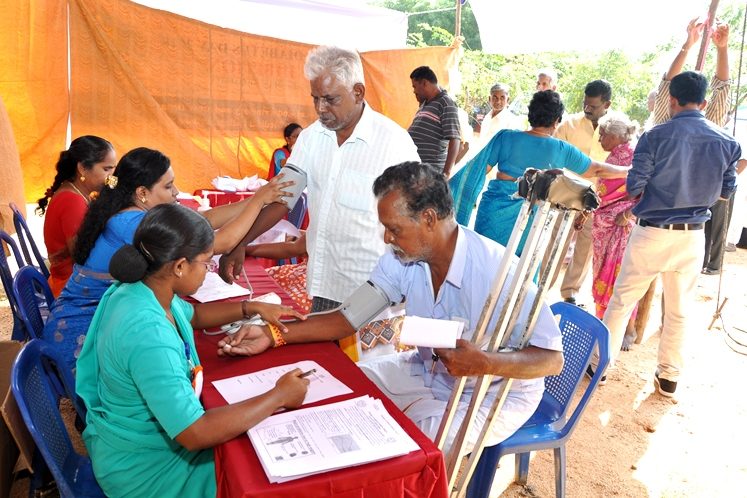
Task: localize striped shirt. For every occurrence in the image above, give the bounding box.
[286,103,420,303]
[408,90,461,170]
[652,76,730,127]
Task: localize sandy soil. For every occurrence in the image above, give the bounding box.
[2,249,746,497]
[501,247,747,498]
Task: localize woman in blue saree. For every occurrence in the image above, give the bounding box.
[43,147,297,372]
[450,90,627,255]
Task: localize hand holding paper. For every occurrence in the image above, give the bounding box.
[434,339,489,377]
[398,316,464,349]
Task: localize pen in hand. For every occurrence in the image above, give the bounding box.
[430,352,439,374]
[299,369,316,378]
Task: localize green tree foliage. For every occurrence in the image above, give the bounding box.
[373,0,747,129]
[375,0,482,50]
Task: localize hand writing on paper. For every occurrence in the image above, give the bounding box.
[434,339,489,377]
[255,174,294,206]
[218,324,272,357]
[274,369,309,409]
[247,302,306,333]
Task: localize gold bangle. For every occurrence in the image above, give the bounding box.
[268,323,286,348]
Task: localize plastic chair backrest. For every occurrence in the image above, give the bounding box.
[543,302,606,419]
[543,301,610,434]
[465,302,610,498]
[0,230,27,340]
[11,340,102,498]
[10,202,49,278]
[12,265,55,340]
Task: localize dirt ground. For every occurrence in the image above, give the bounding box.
[2,248,746,497]
[501,247,747,498]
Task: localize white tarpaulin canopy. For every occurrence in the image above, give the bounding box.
[469,0,742,55]
[132,0,409,51]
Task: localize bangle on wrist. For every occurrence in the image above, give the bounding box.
[268,323,286,348]
[241,299,252,318]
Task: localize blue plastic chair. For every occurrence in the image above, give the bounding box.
[11,340,102,498]
[466,301,611,498]
[10,202,49,279]
[0,229,28,340]
[12,266,55,340]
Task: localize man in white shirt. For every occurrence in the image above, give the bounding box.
[218,46,419,359]
[219,161,563,452]
[479,83,522,145]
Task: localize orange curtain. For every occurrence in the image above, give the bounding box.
[0,0,68,205]
[0,97,26,233]
[70,0,459,195]
[362,46,459,129]
[3,0,458,199]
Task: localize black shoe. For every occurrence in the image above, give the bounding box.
[701,267,720,275]
[654,372,677,397]
[585,365,606,385]
[564,297,577,305]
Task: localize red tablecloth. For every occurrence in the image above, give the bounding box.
[194,262,449,498]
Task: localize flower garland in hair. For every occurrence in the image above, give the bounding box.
[104,175,118,189]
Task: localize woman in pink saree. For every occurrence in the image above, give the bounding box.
[592,114,638,343]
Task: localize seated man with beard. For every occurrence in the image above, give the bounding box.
[218,161,563,451]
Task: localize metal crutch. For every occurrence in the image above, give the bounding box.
[436,169,595,496]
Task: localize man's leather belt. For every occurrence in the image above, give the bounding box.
[638,219,704,231]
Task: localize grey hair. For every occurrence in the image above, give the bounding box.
[599,112,638,142]
[537,67,557,84]
[304,46,365,89]
[490,83,510,97]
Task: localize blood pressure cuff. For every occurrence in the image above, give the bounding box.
[339,281,393,330]
[276,164,307,210]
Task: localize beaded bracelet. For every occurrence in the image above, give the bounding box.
[268,323,286,348]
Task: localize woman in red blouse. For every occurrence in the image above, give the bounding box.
[37,136,116,296]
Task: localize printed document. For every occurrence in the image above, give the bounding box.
[249,395,419,482]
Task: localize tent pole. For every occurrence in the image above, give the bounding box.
[695,0,721,71]
[455,0,462,39]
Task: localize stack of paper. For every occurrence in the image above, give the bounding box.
[212,360,352,406]
[248,395,419,482]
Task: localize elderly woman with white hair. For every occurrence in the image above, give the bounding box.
[591,112,639,344]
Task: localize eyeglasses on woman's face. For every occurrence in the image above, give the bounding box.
[192,259,218,272]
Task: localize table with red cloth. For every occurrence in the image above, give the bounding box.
[194,261,449,498]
